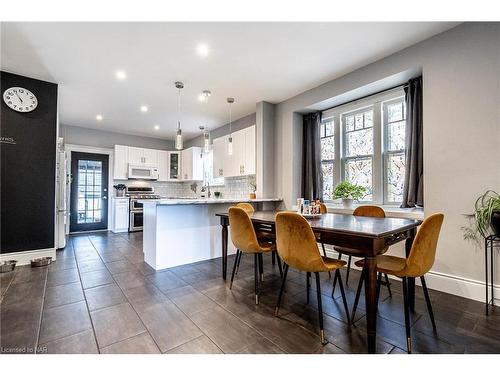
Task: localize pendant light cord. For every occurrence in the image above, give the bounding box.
[177,87,181,131]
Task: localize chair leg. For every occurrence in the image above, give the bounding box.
[229,250,240,289]
[272,250,276,266]
[331,251,342,296]
[384,273,392,298]
[335,269,351,325]
[402,277,412,353]
[420,275,437,332]
[275,264,289,316]
[321,243,331,278]
[315,272,327,345]
[351,267,365,323]
[306,272,311,304]
[254,253,260,305]
[376,272,382,303]
[236,250,243,274]
[258,253,264,282]
[275,252,283,278]
[346,256,352,286]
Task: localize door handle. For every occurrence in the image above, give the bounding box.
[103,196,108,200]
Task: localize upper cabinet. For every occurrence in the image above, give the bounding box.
[114,145,129,180]
[157,150,169,182]
[114,145,177,181]
[213,125,256,178]
[128,146,158,166]
[181,147,204,181]
[167,151,181,181]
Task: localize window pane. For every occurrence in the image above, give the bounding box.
[387,120,406,151]
[386,152,406,203]
[321,162,334,201]
[345,157,373,201]
[320,136,334,161]
[324,121,334,136]
[355,113,364,130]
[346,128,373,156]
[364,111,373,127]
[345,115,354,131]
[388,102,404,123]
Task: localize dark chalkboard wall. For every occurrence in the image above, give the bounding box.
[1,71,58,253]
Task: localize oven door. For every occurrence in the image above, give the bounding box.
[130,200,143,211]
[129,211,143,232]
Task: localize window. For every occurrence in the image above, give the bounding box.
[203,150,224,186]
[320,87,407,204]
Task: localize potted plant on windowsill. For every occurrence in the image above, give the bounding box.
[333,181,366,209]
[462,190,500,243]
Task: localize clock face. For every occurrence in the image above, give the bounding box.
[3,87,38,113]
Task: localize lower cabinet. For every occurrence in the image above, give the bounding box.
[111,197,129,233]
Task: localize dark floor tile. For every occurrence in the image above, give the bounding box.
[135,300,203,353]
[169,264,200,278]
[122,283,169,309]
[39,301,92,344]
[77,259,107,273]
[106,260,136,275]
[146,270,187,292]
[12,265,47,285]
[1,280,45,306]
[237,337,286,354]
[46,268,80,287]
[99,250,126,263]
[113,271,147,290]
[80,269,114,290]
[91,303,146,348]
[0,320,40,353]
[84,283,127,311]
[44,282,84,309]
[42,329,99,354]
[124,251,145,264]
[48,257,77,272]
[165,285,216,316]
[100,332,160,354]
[134,261,157,276]
[165,335,223,354]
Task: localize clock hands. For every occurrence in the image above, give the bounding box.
[15,91,23,103]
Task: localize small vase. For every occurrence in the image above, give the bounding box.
[116,190,125,197]
[342,198,354,209]
[491,211,500,235]
[249,193,256,200]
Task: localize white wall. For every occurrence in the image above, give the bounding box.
[274,22,500,302]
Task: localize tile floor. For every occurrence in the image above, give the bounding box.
[1,231,499,354]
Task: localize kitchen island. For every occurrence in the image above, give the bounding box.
[139,198,282,271]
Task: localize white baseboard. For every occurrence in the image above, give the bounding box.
[323,247,499,307]
[0,248,57,266]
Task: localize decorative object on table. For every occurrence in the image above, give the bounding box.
[0,260,17,273]
[214,191,221,198]
[30,257,52,267]
[249,180,257,199]
[300,199,323,218]
[462,190,500,243]
[113,184,127,197]
[333,181,366,208]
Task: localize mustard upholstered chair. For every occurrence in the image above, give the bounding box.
[228,207,276,304]
[332,205,392,297]
[316,203,331,278]
[275,212,350,344]
[233,202,283,278]
[350,213,444,353]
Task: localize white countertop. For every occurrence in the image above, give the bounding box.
[138,198,283,205]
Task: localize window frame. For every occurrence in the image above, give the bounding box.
[320,118,336,201]
[320,87,406,205]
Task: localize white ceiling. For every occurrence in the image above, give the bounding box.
[1,22,458,141]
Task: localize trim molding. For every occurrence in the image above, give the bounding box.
[324,247,499,306]
[0,248,57,266]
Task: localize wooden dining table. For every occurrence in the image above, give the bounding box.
[216,210,422,353]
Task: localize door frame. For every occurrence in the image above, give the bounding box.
[65,144,114,233]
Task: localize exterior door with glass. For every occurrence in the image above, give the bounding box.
[70,152,109,232]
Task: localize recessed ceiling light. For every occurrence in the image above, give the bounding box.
[140,105,148,112]
[196,43,209,57]
[198,93,206,101]
[96,114,103,121]
[115,70,127,80]
[154,125,160,130]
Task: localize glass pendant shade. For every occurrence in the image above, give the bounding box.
[175,127,183,150]
[227,136,233,155]
[203,132,210,153]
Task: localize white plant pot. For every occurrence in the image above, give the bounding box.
[342,198,354,209]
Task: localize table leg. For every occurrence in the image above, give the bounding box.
[364,256,377,354]
[222,223,228,280]
[485,237,489,316]
[405,229,417,311]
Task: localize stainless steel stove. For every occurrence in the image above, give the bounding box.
[126,187,160,232]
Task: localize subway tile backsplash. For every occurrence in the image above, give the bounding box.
[116,175,256,199]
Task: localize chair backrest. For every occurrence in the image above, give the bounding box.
[404,213,444,277]
[228,207,261,253]
[235,202,255,213]
[275,212,327,272]
[353,205,385,218]
[320,203,327,214]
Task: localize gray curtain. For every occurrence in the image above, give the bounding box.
[301,112,323,201]
[401,77,424,208]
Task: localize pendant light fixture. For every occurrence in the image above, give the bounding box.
[175,81,184,150]
[227,97,234,155]
[201,90,211,153]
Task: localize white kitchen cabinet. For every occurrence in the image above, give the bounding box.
[127,146,158,166]
[212,125,256,178]
[142,148,158,166]
[157,150,169,181]
[111,197,129,233]
[113,145,129,180]
[167,151,181,180]
[181,147,204,181]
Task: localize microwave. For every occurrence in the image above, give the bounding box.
[128,164,159,180]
